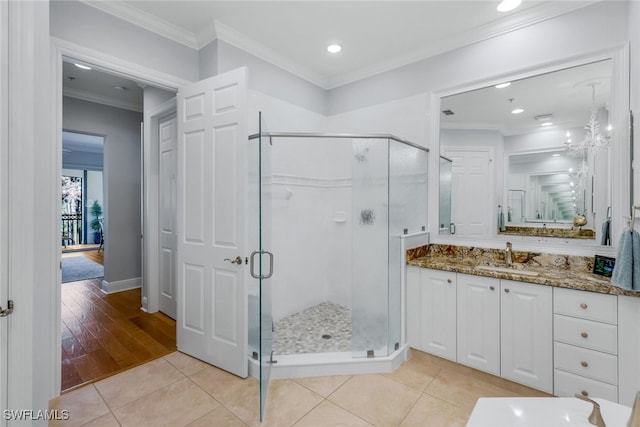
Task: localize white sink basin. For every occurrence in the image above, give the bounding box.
[474,265,540,277]
[467,397,631,427]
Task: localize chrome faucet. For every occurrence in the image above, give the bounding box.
[575,393,606,427]
[505,242,513,267]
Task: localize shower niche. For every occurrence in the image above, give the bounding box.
[247,117,429,386]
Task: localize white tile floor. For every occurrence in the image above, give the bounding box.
[49,349,550,426]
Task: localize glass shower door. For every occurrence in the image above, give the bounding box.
[248,112,273,421]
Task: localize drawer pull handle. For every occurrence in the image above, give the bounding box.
[490,286,495,291]
[581,332,589,338]
[447,279,452,283]
[504,288,510,293]
[581,361,589,367]
[581,390,589,397]
[580,303,588,309]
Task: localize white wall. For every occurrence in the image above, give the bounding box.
[217,40,327,116]
[50,0,198,82]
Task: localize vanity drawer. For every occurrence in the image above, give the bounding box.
[554,342,618,385]
[554,369,618,402]
[554,314,617,354]
[554,288,617,324]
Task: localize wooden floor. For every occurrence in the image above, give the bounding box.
[61,278,176,392]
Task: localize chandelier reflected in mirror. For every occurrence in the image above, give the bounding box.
[565,83,611,222]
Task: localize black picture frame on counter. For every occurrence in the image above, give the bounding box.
[593,255,615,278]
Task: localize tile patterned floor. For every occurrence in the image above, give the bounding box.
[273,302,351,355]
[49,349,550,426]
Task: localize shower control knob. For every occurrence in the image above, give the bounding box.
[224,256,243,265]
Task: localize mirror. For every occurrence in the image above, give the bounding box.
[439,156,453,234]
[439,59,612,240]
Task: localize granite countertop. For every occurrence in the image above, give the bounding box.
[407,244,640,297]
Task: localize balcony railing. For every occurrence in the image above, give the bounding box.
[61,213,82,246]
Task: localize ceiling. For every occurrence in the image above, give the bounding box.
[63,60,144,112]
[82,0,597,89]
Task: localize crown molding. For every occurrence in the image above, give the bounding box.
[195,22,218,49]
[79,0,200,49]
[79,0,597,90]
[326,1,598,89]
[63,87,143,113]
[213,20,329,89]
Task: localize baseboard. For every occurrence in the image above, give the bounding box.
[248,345,410,379]
[101,277,141,294]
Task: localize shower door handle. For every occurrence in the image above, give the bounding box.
[250,250,274,279]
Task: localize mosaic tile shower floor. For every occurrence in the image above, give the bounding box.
[273,301,352,354]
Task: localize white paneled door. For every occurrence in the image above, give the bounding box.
[158,113,178,319]
[176,68,248,378]
[443,148,492,237]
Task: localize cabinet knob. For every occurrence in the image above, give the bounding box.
[504,288,510,293]
[581,390,589,397]
[580,303,588,309]
[581,332,589,338]
[581,361,589,367]
[447,279,452,284]
[490,286,495,291]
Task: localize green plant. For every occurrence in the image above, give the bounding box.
[90,200,103,232]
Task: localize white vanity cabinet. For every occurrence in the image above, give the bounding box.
[500,280,553,393]
[406,266,457,361]
[457,273,500,375]
[618,295,640,407]
[406,265,640,401]
[553,287,619,402]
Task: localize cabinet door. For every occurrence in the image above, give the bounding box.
[457,273,500,375]
[501,280,553,393]
[419,269,457,360]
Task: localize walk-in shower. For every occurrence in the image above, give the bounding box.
[247,114,428,420]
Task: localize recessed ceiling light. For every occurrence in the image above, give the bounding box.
[552,153,560,157]
[74,63,92,70]
[541,122,553,126]
[511,108,524,114]
[497,0,522,12]
[495,82,511,89]
[327,44,342,54]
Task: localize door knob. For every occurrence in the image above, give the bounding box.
[224,256,243,265]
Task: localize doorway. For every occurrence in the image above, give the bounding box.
[61,131,104,284]
[59,58,177,390]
